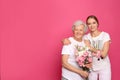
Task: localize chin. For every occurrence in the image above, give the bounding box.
[91,29,95,32]
[76,36,82,39]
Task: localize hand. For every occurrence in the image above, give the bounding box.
[80,70,89,78]
[90,46,98,53]
[62,38,71,45]
[85,63,92,69]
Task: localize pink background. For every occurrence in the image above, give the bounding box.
[1,0,120,80]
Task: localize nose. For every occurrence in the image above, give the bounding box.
[90,24,94,28]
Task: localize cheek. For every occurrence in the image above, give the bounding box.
[94,24,98,29]
[88,26,92,29]
[87,24,91,27]
[79,31,84,35]
[81,31,85,35]
[96,24,99,28]
[73,31,77,35]
[73,30,76,33]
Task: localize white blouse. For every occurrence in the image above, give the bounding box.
[84,31,111,71]
[61,37,85,80]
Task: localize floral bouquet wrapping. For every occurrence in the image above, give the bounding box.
[92,40,102,61]
[92,50,102,61]
[74,45,92,72]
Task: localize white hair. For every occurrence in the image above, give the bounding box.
[72,20,88,33]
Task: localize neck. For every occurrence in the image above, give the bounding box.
[74,37,82,42]
[91,30,101,37]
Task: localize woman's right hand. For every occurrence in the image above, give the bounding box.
[79,70,89,78]
[62,38,71,45]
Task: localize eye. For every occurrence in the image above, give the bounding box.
[93,22,96,24]
[87,23,91,25]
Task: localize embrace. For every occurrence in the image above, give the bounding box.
[61,15,111,80]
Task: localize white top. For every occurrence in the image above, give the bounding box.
[61,37,86,80]
[84,31,111,71]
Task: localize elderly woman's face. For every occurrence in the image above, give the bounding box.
[73,25,85,39]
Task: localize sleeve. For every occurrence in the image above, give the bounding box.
[83,35,89,40]
[103,32,111,43]
[61,45,71,55]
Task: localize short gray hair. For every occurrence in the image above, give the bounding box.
[72,20,88,33]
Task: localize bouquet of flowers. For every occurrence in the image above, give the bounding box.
[74,45,92,72]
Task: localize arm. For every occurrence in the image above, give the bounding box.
[84,40,97,52]
[100,41,110,58]
[85,40,110,58]
[62,54,89,78]
[62,38,71,45]
[84,40,92,68]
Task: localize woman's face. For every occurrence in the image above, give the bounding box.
[73,25,85,39]
[87,18,98,32]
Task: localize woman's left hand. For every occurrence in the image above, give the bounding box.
[85,63,92,69]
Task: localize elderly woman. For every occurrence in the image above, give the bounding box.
[61,20,90,80]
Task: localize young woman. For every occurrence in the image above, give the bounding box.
[62,15,111,80]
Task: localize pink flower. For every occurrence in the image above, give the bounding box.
[78,61,84,66]
[83,51,89,57]
[97,50,101,58]
[92,50,101,58]
[87,57,92,62]
[76,56,85,62]
[74,45,93,72]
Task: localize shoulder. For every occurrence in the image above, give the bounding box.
[62,45,71,54]
[101,31,111,42]
[101,31,110,38]
[83,33,91,40]
[85,33,91,36]
[102,31,110,35]
[62,43,71,50]
[68,37,73,40]
[68,37,74,42]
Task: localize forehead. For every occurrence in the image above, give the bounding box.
[87,18,97,22]
[74,24,84,29]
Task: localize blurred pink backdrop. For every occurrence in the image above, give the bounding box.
[0,0,120,80]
